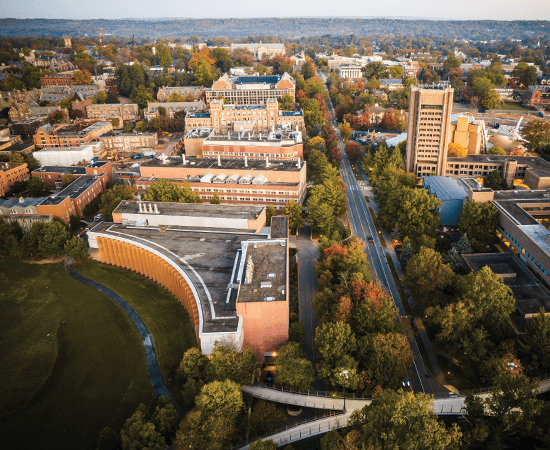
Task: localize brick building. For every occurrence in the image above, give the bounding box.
[33,121,112,148]
[32,160,112,189]
[229,43,286,61]
[156,86,203,102]
[204,73,295,105]
[0,162,30,196]
[450,115,483,155]
[86,103,139,121]
[40,75,73,87]
[99,132,158,151]
[185,99,305,135]
[136,156,306,208]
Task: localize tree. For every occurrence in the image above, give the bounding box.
[274,342,315,391]
[194,61,216,87]
[338,120,352,142]
[362,62,388,80]
[97,426,121,450]
[315,321,359,388]
[518,309,550,377]
[443,54,462,72]
[97,90,108,104]
[143,179,201,204]
[130,84,154,108]
[455,233,473,255]
[210,193,221,204]
[72,69,92,85]
[248,439,279,450]
[349,390,461,450]
[100,184,137,221]
[9,152,24,163]
[212,48,233,72]
[487,145,506,155]
[447,142,467,158]
[150,397,180,442]
[301,60,315,80]
[320,430,343,450]
[344,141,362,164]
[481,89,501,110]
[195,380,244,423]
[50,109,67,123]
[522,120,550,152]
[175,408,234,450]
[266,205,276,226]
[120,404,165,450]
[304,77,325,97]
[25,156,40,171]
[207,343,258,385]
[457,266,515,341]
[289,321,305,347]
[379,109,398,130]
[404,247,455,312]
[458,200,499,252]
[159,47,173,68]
[26,177,48,196]
[177,347,209,382]
[512,62,538,87]
[282,200,304,232]
[61,173,76,188]
[64,236,89,262]
[249,402,286,439]
[484,170,506,190]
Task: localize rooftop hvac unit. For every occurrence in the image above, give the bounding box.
[267,273,276,279]
[264,297,276,302]
[260,281,273,289]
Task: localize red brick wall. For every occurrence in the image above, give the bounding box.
[236,300,289,359]
[36,196,75,224]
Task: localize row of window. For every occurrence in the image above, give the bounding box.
[502,228,549,276]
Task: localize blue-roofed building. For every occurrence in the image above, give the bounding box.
[423,176,468,227]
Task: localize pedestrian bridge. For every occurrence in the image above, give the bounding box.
[236,379,550,449]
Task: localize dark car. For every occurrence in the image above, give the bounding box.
[367,236,374,243]
[265,372,274,387]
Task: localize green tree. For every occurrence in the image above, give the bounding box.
[24,156,41,171]
[64,236,89,262]
[320,430,343,450]
[207,343,258,385]
[304,77,324,97]
[177,347,209,382]
[457,266,516,341]
[97,426,121,450]
[157,106,166,117]
[212,48,233,72]
[350,390,461,450]
[195,380,244,423]
[143,179,201,203]
[481,89,501,110]
[338,120,352,142]
[150,397,180,442]
[248,439,279,450]
[194,61,216,87]
[210,193,221,204]
[484,169,506,190]
[37,220,71,258]
[362,62,388,79]
[97,90,108,104]
[282,200,304,232]
[443,54,462,72]
[120,404,165,450]
[404,247,455,312]
[512,62,538,87]
[274,342,315,391]
[265,205,276,226]
[458,200,499,252]
[100,184,137,221]
[9,152,25,163]
[248,402,286,439]
[518,309,550,377]
[175,409,234,450]
[487,145,506,155]
[159,47,173,68]
[301,61,315,80]
[522,120,550,152]
[130,84,154,107]
[289,321,305,347]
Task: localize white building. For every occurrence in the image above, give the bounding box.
[337,65,363,79]
[33,144,97,166]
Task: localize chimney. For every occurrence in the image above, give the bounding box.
[244,155,248,167]
[297,156,301,168]
[217,154,221,166]
[154,204,159,214]
[182,154,186,165]
[148,203,153,214]
[259,133,262,140]
[266,156,269,168]
[138,202,143,213]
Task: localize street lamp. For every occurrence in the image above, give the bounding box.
[339,370,349,412]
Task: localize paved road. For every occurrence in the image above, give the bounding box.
[320,73,448,396]
[296,226,319,364]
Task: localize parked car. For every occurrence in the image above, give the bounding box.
[368,236,374,243]
[94,214,103,222]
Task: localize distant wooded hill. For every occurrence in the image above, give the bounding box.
[0,18,548,40]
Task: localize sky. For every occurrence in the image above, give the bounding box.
[2,0,550,21]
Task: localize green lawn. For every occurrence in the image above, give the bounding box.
[76,261,198,407]
[498,100,532,111]
[0,257,196,450]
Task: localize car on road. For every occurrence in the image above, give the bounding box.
[402,378,410,387]
[94,214,103,222]
[367,236,374,243]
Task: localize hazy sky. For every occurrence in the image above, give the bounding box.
[2,0,550,21]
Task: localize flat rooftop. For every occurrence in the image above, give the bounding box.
[462,253,550,316]
[34,145,93,153]
[448,155,550,178]
[493,190,550,226]
[33,165,86,174]
[89,222,284,333]
[423,176,467,201]
[101,132,157,137]
[113,201,264,221]
[204,130,302,146]
[39,175,99,205]
[141,157,304,172]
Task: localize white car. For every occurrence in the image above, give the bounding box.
[94,214,103,222]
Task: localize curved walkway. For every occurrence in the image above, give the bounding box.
[64,259,174,405]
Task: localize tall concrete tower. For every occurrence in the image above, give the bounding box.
[405,85,454,179]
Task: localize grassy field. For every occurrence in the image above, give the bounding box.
[0,257,196,450]
[76,261,197,407]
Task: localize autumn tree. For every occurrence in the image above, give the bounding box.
[72,69,92,85]
[338,120,352,142]
[344,141,362,164]
[481,89,501,110]
[487,145,506,155]
[447,142,467,158]
[379,109,398,130]
[522,120,550,152]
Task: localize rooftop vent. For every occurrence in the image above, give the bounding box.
[264,297,276,302]
[260,281,273,289]
[267,273,276,279]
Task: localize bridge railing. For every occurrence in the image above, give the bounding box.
[250,381,372,401]
[232,412,345,450]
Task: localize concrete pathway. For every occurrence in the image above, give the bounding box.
[64,258,176,408]
[415,317,446,385]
